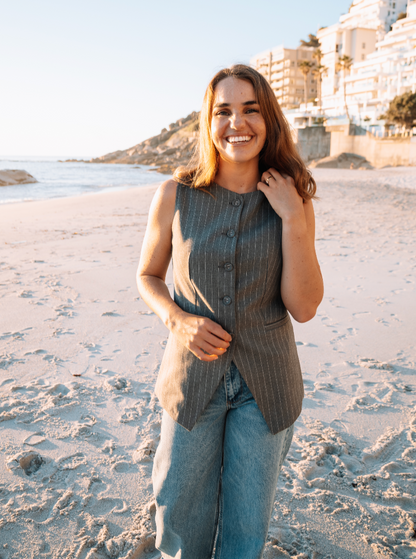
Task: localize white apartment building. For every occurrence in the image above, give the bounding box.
[342,0,416,126]
[316,1,409,103]
[288,0,412,127]
[250,45,318,108]
[317,25,378,99]
[250,0,414,130]
[340,0,408,41]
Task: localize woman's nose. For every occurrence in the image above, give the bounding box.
[230,112,244,129]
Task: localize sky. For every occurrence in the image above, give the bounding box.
[0,0,352,158]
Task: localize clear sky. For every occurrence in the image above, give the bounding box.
[0,0,352,157]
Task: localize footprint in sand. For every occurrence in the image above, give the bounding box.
[0,353,23,370]
[0,330,30,340]
[18,290,34,298]
[358,358,394,371]
[53,303,75,318]
[101,310,122,317]
[133,438,157,463]
[23,432,46,446]
[104,376,130,392]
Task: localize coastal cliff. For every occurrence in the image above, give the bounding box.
[90,111,200,174]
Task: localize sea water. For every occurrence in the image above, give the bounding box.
[0,156,167,204]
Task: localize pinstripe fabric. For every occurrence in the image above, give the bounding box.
[155,182,304,435]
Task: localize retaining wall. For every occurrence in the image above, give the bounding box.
[294,126,331,162]
[327,124,416,167]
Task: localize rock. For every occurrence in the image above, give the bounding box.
[19,452,44,475]
[6,450,47,476]
[309,152,373,170]
[0,170,38,186]
[90,111,200,175]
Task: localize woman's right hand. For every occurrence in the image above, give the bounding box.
[170,310,232,362]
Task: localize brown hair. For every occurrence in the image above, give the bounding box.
[174,64,316,200]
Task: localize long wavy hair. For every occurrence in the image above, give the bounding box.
[174,64,316,200]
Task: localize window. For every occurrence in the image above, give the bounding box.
[362,54,366,60]
[362,42,366,49]
[388,11,390,15]
[393,2,395,7]
[336,44,340,52]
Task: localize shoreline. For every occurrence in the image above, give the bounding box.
[0,180,167,207]
[0,157,169,206]
[1,164,416,207]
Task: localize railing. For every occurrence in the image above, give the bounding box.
[369,129,415,138]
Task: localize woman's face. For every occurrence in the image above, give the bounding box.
[211,77,267,165]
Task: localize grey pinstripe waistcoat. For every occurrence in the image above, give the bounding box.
[155,182,304,435]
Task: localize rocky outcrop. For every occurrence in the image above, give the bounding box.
[90,112,200,175]
[0,170,38,186]
[309,152,374,170]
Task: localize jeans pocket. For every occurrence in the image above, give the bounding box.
[264,313,289,331]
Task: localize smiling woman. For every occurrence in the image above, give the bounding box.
[137,64,324,559]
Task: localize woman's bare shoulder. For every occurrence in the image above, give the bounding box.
[150,179,178,216]
[156,178,178,203]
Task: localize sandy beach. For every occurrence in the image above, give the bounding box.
[1,168,416,559]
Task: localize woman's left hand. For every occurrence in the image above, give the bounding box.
[257,168,304,222]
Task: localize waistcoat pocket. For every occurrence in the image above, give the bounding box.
[264,313,289,331]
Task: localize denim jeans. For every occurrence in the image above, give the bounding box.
[152,362,295,559]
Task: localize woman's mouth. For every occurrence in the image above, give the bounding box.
[226,135,253,145]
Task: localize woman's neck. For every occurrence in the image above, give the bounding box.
[214,159,260,194]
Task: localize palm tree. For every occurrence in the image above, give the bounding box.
[300,34,320,48]
[298,60,314,108]
[312,48,326,113]
[336,55,353,121]
[313,48,323,65]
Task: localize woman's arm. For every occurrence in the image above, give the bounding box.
[257,169,324,323]
[137,179,232,361]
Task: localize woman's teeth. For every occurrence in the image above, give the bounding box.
[227,136,252,144]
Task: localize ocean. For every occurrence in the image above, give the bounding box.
[0,156,167,205]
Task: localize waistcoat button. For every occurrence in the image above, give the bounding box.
[222,296,232,305]
[233,199,241,207]
[224,262,234,272]
[226,229,236,238]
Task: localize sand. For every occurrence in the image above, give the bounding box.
[0,169,415,559]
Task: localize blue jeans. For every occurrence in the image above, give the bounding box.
[152,362,294,559]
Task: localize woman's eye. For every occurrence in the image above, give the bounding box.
[216,110,229,116]
[246,108,258,114]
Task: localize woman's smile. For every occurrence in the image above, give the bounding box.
[225,135,253,145]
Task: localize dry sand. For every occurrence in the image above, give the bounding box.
[0,168,415,559]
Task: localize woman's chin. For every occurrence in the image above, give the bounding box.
[219,150,260,165]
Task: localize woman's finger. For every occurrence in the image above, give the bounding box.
[204,330,230,348]
[206,321,232,343]
[192,339,227,356]
[191,346,220,362]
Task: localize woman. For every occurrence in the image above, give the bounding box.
[137,64,323,559]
